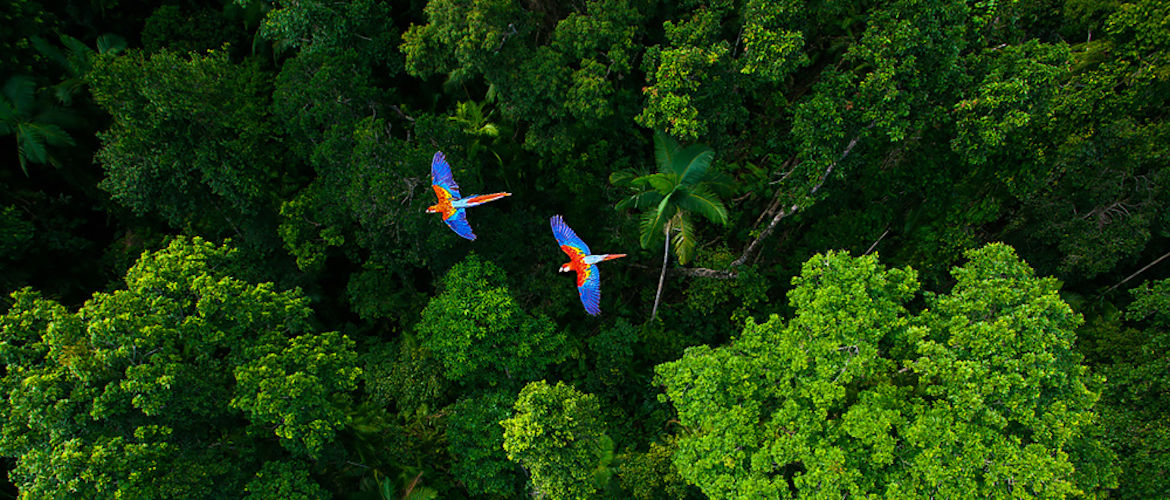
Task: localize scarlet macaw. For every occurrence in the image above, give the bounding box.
[426,152,511,240]
[550,215,626,316]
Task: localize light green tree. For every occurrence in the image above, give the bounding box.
[501,380,611,500]
[0,237,360,498]
[655,243,1117,498]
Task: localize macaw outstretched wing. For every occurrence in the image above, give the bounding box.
[431,152,461,199]
[550,215,591,257]
[443,208,476,240]
[576,264,601,316]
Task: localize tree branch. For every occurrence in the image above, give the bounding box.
[730,132,865,268]
[863,226,890,256]
[1106,249,1170,293]
[671,267,738,280]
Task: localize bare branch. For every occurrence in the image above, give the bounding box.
[731,132,864,268]
[1107,249,1170,293]
[864,226,890,256]
[672,267,738,280]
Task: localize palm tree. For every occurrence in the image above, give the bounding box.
[613,131,732,320]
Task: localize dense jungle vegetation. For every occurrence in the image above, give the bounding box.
[1,0,1168,498]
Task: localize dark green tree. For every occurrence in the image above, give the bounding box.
[445,390,524,498]
[88,49,289,237]
[415,253,566,386]
[1082,278,1170,498]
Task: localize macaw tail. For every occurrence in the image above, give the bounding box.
[601,254,627,262]
[462,192,511,207]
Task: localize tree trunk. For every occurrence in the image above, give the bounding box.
[651,221,671,320]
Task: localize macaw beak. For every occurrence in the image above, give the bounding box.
[558,265,568,273]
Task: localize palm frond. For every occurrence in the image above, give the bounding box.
[673,144,714,183]
[630,172,677,194]
[703,170,737,198]
[639,198,677,249]
[644,173,677,194]
[609,170,637,187]
[616,190,664,211]
[60,35,94,75]
[27,122,75,147]
[653,129,681,173]
[96,33,127,55]
[676,185,729,226]
[671,212,696,265]
[3,76,36,115]
[17,124,48,168]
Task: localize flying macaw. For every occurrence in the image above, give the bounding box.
[426,151,511,240]
[550,215,626,316]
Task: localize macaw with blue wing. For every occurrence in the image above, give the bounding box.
[550,215,626,316]
[426,151,511,240]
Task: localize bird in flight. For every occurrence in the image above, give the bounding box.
[426,151,511,240]
[550,215,626,316]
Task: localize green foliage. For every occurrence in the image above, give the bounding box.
[244,461,328,500]
[142,4,243,55]
[233,330,361,458]
[655,244,1115,498]
[416,253,565,386]
[260,0,401,66]
[31,33,126,106]
[272,49,379,160]
[0,237,357,498]
[0,75,77,175]
[615,438,695,500]
[89,49,288,234]
[401,0,649,160]
[1085,279,1170,498]
[501,380,611,500]
[6,0,1170,496]
[446,391,524,498]
[615,130,731,264]
[0,206,34,259]
[637,8,741,142]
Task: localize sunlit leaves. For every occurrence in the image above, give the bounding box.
[656,245,1113,497]
[0,238,356,497]
[501,380,610,500]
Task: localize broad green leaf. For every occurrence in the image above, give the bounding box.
[96,34,127,55]
[672,212,696,264]
[616,191,665,211]
[672,144,714,183]
[3,76,36,115]
[676,185,729,226]
[639,202,677,249]
[653,129,681,173]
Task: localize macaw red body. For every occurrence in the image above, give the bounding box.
[550,215,626,316]
[426,152,510,240]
